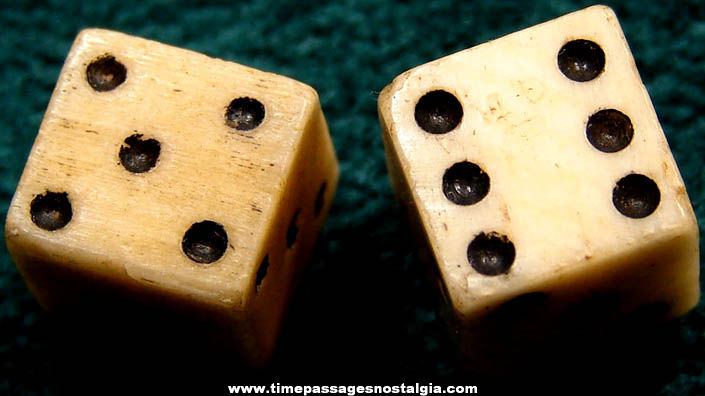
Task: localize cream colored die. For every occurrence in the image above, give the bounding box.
[5,29,338,365]
[378,4,699,342]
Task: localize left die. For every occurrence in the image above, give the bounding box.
[4,29,338,365]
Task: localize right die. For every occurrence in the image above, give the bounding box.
[378,5,699,358]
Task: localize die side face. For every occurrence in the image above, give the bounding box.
[379,6,699,321]
[5,29,325,310]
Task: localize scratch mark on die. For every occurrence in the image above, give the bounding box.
[236,163,256,170]
[437,140,451,155]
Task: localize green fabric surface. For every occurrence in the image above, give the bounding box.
[1,0,703,394]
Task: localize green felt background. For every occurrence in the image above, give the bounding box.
[1,0,704,394]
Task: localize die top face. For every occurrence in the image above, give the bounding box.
[379,6,699,316]
[5,29,320,307]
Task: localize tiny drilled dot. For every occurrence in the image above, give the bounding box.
[119,134,161,173]
[467,232,515,276]
[286,210,300,249]
[225,97,265,131]
[182,221,228,264]
[557,39,605,82]
[414,90,463,134]
[255,254,270,292]
[586,109,634,153]
[442,161,490,205]
[86,55,127,91]
[314,182,327,217]
[30,191,73,231]
[612,174,660,218]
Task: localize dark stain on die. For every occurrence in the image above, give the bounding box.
[251,204,262,213]
[58,118,74,129]
[675,186,687,200]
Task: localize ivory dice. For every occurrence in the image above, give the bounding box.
[378,5,699,361]
[5,29,338,365]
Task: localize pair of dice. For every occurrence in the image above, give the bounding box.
[5,6,699,367]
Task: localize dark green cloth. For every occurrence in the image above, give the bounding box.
[1,1,703,394]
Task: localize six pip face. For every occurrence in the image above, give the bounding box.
[378,5,699,322]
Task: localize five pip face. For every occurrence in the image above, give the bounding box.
[4,5,700,367]
[4,28,339,365]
